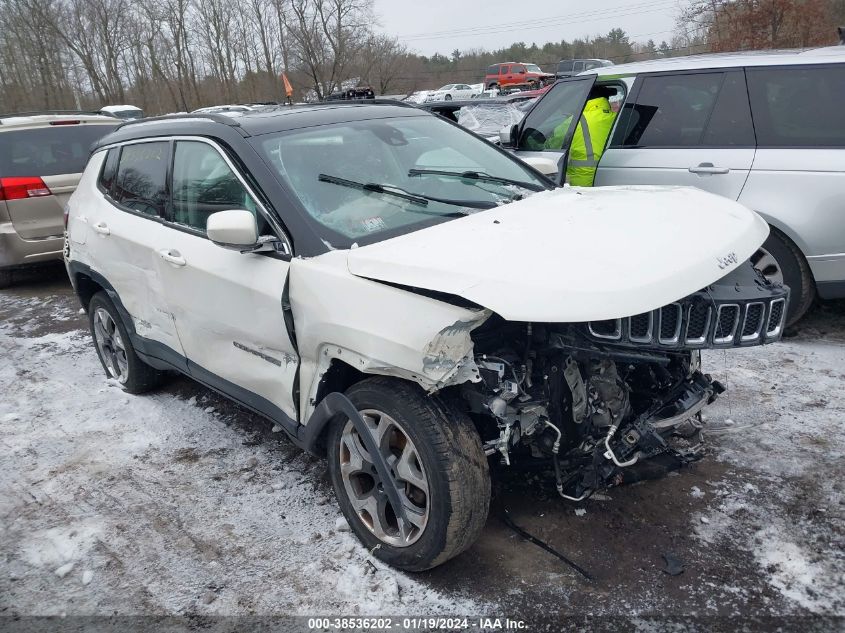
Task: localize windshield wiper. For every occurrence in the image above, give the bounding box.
[318,173,495,212]
[319,173,428,206]
[408,168,546,192]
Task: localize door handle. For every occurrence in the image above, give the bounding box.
[689,163,730,175]
[93,222,110,235]
[158,249,187,267]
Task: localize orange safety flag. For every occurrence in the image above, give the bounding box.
[281,73,293,98]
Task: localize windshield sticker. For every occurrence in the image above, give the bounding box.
[362,216,387,233]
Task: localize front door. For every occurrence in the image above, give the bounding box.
[154,139,300,423]
[511,75,597,184]
[595,70,756,200]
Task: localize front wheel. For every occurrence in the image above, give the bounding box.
[88,291,165,394]
[327,377,490,571]
[751,227,815,326]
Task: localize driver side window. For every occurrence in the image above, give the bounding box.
[516,80,594,151]
[171,141,266,234]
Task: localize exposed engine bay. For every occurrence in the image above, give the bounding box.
[460,261,788,500]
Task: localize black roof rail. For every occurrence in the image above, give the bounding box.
[114,112,243,132]
[0,109,105,121]
[315,98,419,108]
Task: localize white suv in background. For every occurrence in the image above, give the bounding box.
[504,46,845,324]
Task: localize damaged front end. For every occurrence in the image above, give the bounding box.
[462,261,788,500]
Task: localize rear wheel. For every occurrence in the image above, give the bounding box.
[487,82,499,91]
[444,93,452,101]
[88,291,165,393]
[327,377,490,571]
[0,269,11,289]
[751,227,815,326]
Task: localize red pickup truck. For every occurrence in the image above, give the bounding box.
[484,62,554,90]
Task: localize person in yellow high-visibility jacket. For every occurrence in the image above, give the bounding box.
[543,88,617,186]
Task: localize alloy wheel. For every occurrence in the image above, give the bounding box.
[751,247,785,285]
[93,308,129,382]
[338,409,430,547]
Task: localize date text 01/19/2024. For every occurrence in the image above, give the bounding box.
[306,617,528,630]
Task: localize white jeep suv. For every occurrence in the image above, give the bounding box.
[65,104,787,571]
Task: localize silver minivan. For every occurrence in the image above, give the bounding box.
[0,112,119,286]
[503,46,845,324]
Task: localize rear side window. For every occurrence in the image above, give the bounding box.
[558,61,573,73]
[616,72,744,147]
[98,148,119,194]
[512,65,526,74]
[746,65,845,147]
[500,66,510,75]
[487,65,499,75]
[701,72,755,146]
[0,124,117,178]
[112,141,169,216]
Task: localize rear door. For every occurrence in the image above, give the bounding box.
[500,64,513,86]
[85,141,186,365]
[0,122,117,239]
[595,70,756,200]
[511,75,597,183]
[741,64,845,283]
[154,138,299,422]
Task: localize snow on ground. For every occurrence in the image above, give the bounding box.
[0,295,485,616]
[698,316,845,614]
[2,278,844,621]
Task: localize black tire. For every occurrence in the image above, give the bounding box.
[88,291,165,394]
[0,269,11,289]
[327,377,490,571]
[444,94,452,101]
[753,227,815,326]
[487,82,499,91]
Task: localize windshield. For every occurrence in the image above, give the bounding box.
[525,64,543,73]
[253,115,549,246]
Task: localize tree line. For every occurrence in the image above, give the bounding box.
[0,0,842,116]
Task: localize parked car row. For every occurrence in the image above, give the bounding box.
[3,45,841,576]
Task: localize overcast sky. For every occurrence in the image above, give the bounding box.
[372,0,682,56]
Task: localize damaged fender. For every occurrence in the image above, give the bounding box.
[289,250,491,423]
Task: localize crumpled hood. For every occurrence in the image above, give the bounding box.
[346,185,769,322]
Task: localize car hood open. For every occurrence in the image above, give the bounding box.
[345,185,769,322]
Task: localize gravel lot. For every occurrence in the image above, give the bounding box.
[2,264,844,630]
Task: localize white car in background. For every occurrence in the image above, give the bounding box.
[99,105,143,121]
[424,84,478,102]
[192,105,258,115]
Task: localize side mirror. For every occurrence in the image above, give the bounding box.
[207,210,258,249]
[499,123,519,148]
[520,156,560,178]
